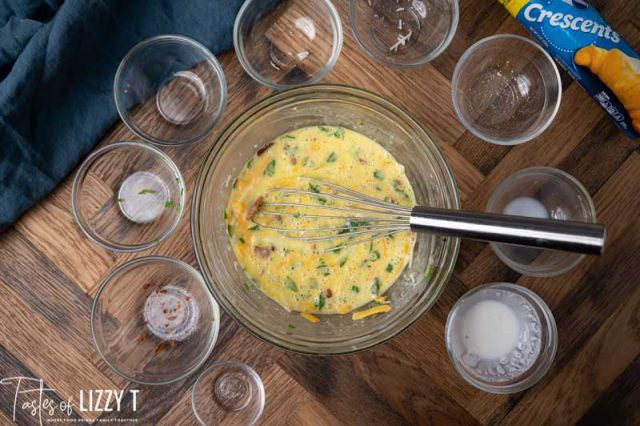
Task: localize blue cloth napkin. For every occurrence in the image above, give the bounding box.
[0,0,245,230]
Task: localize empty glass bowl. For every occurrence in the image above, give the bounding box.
[233,0,343,89]
[72,142,185,252]
[92,257,220,385]
[349,0,458,67]
[452,34,561,145]
[192,361,265,425]
[114,35,227,146]
[445,283,557,394]
[486,167,597,276]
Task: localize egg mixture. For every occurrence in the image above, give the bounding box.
[224,126,416,315]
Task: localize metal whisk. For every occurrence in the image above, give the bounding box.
[254,177,606,255]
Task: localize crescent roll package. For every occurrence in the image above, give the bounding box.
[499,0,640,139]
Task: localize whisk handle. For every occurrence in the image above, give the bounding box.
[409,207,606,255]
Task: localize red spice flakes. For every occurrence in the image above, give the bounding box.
[154,342,167,353]
[158,288,167,294]
[137,331,147,343]
[142,283,152,290]
[325,289,333,298]
[166,316,177,321]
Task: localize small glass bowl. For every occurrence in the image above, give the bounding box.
[91,257,220,385]
[233,0,343,89]
[71,141,185,252]
[452,34,561,145]
[486,167,597,277]
[192,361,265,425]
[114,35,227,146]
[349,0,458,67]
[445,283,557,394]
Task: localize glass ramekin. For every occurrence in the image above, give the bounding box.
[233,0,343,89]
[114,35,227,146]
[452,34,562,145]
[349,0,459,67]
[91,257,220,385]
[71,141,186,252]
[486,167,597,277]
[445,283,557,394]
[192,84,460,355]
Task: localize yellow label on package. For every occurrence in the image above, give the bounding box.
[500,0,639,138]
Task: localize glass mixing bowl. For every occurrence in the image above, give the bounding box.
[192,85,460,355]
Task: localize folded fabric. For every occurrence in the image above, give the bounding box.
[0,0,245,230]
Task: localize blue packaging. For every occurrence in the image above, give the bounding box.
[500,0,639,139]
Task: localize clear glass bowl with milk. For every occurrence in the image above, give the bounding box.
[486,167,597,276]
[445,282,557,393]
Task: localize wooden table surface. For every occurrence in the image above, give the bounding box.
[1,0,639,424]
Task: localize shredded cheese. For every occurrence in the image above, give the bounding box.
[389,30,413,52]
[352,304,392,320]
[300,312,320,323]
[374,296,389,304]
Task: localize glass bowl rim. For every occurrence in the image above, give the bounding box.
[451,33,562,146]
[486,166,597,277]
[233,0,344,90]
[445,282,558,394]
[191,360,266,425]
[113,34,228,147]
[71,141,186,253]
[90,256,220,385]
[348,0,460,68]
[191,83,461,355]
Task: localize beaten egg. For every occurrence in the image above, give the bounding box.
[225,126,416,315]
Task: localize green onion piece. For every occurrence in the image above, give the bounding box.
[386,263,393,273]
[373,170,385,180]
[339,257,348,267]
[326,152,337,163]
[164,200,174,209]
[285,277,298,292]
[264,159,276,176]
[248,224,260,231]
[352,285,360,293]
[370,277,381,295]
[316,292,326,310]
[334,128,345,139]
[138,188,156,195]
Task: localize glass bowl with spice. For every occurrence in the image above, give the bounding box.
[91,257,220,385]
[71,141,186,252]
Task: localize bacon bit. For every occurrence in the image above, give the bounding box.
[291,157,297,165]
[359,158,367,164]
[142,283,152,289]
[352,304,392,320]
[245,196,264,220]
[154,342,167,353]
[256,143,274,156]
[300,312,320,323]
[166,316,177,321]
[158,289,167,294]
[163,309,168,314]
[254,245,272,258]
[325,288,333,298]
